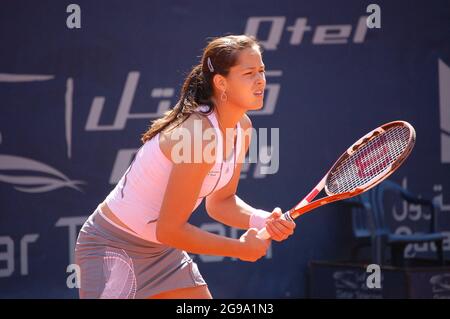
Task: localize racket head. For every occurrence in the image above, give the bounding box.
[324,121,416,197]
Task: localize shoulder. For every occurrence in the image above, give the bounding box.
[164,112,213,135]
[159,112,217,165]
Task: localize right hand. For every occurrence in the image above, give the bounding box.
[238,228,271,262]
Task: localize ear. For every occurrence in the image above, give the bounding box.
[212,74,227,93]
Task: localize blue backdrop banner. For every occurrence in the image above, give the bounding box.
[0,0,449,298]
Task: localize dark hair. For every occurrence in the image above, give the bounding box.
[141,34,262,143]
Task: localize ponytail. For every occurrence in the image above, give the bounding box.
[141,64,213,143]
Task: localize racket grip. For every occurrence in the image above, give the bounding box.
[257,212,293,240]
[256,227,271,240]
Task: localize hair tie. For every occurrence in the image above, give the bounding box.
[207,57,214,73]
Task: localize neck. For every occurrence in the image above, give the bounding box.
[214,101,245,134]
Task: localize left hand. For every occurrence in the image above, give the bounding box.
[265,207,296,242]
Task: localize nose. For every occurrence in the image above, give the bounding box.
[256,72,266,86]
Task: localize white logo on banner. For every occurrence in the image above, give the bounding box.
[430,273,450,298]
[245,16,369,50]
[85,71,282,132]
[438,59,450,164]
[0,73,54,82]
[0,234,39,278]
[0,155,84,193]
[332,270,382,298]
[391,177,450,259]
[0,74,83,194]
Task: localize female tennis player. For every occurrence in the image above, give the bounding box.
[74,34,296,299]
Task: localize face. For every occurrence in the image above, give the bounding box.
[216,46,266,111]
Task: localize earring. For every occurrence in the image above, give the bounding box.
[221,91,227,102]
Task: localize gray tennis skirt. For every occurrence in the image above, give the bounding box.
[74,208,206,299]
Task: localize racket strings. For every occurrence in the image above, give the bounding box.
[327,125,411,194]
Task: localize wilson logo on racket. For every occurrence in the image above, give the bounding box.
[257,121,416,240]
[354,135,391,179]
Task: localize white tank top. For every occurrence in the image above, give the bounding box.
[103,106,242,243]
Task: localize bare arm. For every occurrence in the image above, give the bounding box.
[157,165,246,257]
[155,114,268,260]
[205,114,269,229]
[207,194,267,229]
[205,115,295,242]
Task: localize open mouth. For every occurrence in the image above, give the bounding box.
[254,90,264,97]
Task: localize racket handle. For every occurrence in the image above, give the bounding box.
[256,227,271,240]
[257,212,293,240]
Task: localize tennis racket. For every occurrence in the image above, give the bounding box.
[257,120,416,240]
